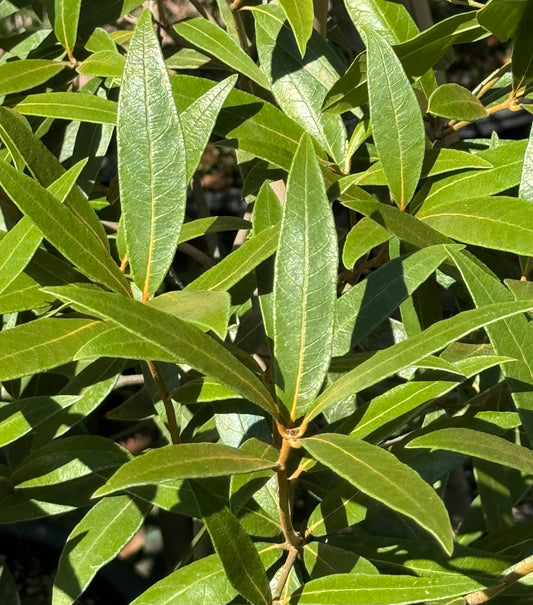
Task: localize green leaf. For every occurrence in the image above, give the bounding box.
[512,1,533,96]
[174,17,270,90]
[11,435,131,488]
[0,159,87,297]
[171,74,304,171]
[273,134,337,419]
[305,297,533,423]
[333,245,454,356]
[0,557,20,605]
[253,5,345,163]
[342,216,391,270]
[428,83,488,121]
[191,481,271,605]
[0,59,67,96]
[279,0,314,56]
[304,542,377,579]
[85,27,116,52]
[418,196,533,256]
[119,9,186,299]
[149,290,230,338]
[477,0,528,41]
[179,216,250,244]
[363,26,425,209]
[77,49,125,78]
[0,318,103,381]
[45,285,279,418]
[16,92,118,124]
[54,0,82,60]
[185,224,279,292]
[302,433,454,555]
[93,443,276,497]
[53,494,150,605]
[0,106,108,249]
[344,0,418,44]
[0,159,130,295]
[520,122,533,200]
[414,140,527,210]
[408,428,533,474]
[181,76,236,181]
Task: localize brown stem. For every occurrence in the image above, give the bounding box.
[466,556,533,604]
[276,436,303,549]
[146,360,181,444]
[473,60,512,99]
[272,547,299,603]
[227,0,250,54]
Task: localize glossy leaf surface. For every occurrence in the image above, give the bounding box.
[0,60,66,95]
[54,0,82,60]
[279,0,314,56]
[16,93,117,124]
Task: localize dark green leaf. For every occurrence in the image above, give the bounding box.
[477,0,528,41]
[512,1,533,96]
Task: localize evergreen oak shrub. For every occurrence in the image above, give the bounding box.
[0,1,533,603]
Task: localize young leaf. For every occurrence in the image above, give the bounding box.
[302,433,454,555]
[408,428,533,475]
[288,572,489,604]
[0,159,130,296]
[363,26,425,209]
[174,17,270,90]
[0,59,67,95]
[93,443,277,497]
[190,481,272,605]
[53,495,150,605]
[273,134,337,420]
[54,0,82,61]
[16,92,117,124]
[305,298,533,423]
[0,318,103,381]
[428,83,488,121]
[118,9,186,300]
[279,0,314,57]
[44,285,279,418]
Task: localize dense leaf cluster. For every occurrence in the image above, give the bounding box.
[0,1,533,604]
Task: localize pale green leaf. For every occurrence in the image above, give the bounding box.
[408,428,533,474]
[273,134,337,419]
[54,0,82,60]
[85,27,116,52]
[174,17,270,89]
[305,298,533,423]
[93,442,276,497]
[77,50,125,78]
[0,159,130,295]
[16,92,117,124]
[119,9,186,299]
[520,123,533,200]
[11,435,131,488]
[279,0,314,56]
[344,0,418,44]
[0,318,103,381]
[302,433,454,555]
[363,26,425,209]
[44,285,279,418]
[428,83,488,121]
[0,59,67,95]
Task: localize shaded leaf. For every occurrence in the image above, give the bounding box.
[179,216,250,244]
[302,433,454,554]
[477,0,528,41]
[94,443,276,497]
[119,9,186,299]
[512,1,533,96]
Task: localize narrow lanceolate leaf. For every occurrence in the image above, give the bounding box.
[289,573,489,605]
[77,50,125,78]
[418,196,533,256]
[181,76,236,181]
[0,159,130,295]
[45,285,279,418]
[408,429,533,474]
[273,134,337,420]
[428,83,488,121]
[53,495,150,605]
[0,318,103,381]
[344,0,418,44]
[363,26,425,209]
[94,443,276,497]
[119,9,187,300]
[16,92,117,124]
[305,298,533,423]
[279,0,314,56]
[173,18,270,90]
[0,60,67,96]
[303,434,454,554]
[185,225,279,292]
[191,481,271,605]
[54,0,82,60]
